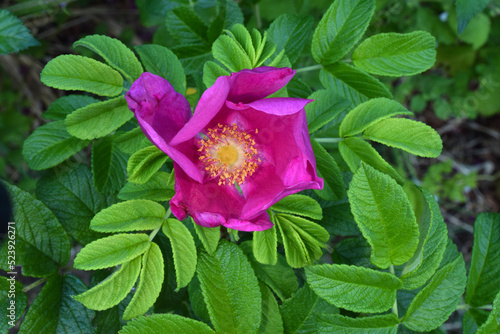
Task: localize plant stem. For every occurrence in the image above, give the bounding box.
[390,265,399,317]
[23,277,47,293]
[314,138,343,144]
[149,208,172,241]
[295,64,323,73]
[254,3,262,29]
[456,303,470,310]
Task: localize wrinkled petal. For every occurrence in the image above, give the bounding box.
[224,211,273,232]
[227,67,295,104]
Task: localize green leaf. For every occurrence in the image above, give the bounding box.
[120,314,215,334]
[207,0,244,43]
[253,226,277,265]
[162,218,197,290]
[333,237,375,269]
[322,201,361,237]
[197,240,261,334]
[18,275,94,334]
[0,9,39,54]
[364,118,443,158]
[91,200,165,233]
[339,137,404,184]
[321,63,393,106]
[188,276,211,323]
[118,171,175,202]
[193,221,220,255]
[22,121,90,170]
[123,242,165,320]
[127,145,169,184]
[74,256,141,311]
[306,264,402,313]
[41,55,123,97]
[463,309,490,334]
[258,281,284,334]
[352,31,437,77]
[135,0,186,27]
[306,89,351,134]
[114,127,147,155]
[460,13,491,50]
[0,182,70,276]
[91,135,128,193]
[280,283,339,334]
[240,241,298,301]
[166,6,209,46]
[74,233,150,270]
[171,44,212,75]
[0,276,27,332]
[465,213,500,307]
[339,98,413,138]
[272,194,323,220]
[35,164,114,245]
[65,96,133,140]
[212,35,253,72]
[476,291,500,334]
[314,313,400,333]
[311,0,375,64]
[348,163,419,268]
[43,95,99,121]
[203,61,230,88]
[456,0,490,33]
[135,44,186,93]
[275,213,329,268]
[402,255,467,332]
[311,139,345,201]
[400,189,448,290]
[74,34,143,82]
[268,14,314,64]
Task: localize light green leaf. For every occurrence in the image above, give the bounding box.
[456,0,490,33]
[306,89,350,134]
[460,13,491,50]
[476,291,500,334]
[74,256,141,311]
[364,118,443,158]
[339,97,413,138]
[321,63,393,107]
[348,163,419,268]
[118,171,175,202]
[91,135,128,193]
[127,145,169,184]
[258,281,284,334]
[91,200,165,233]
[268,14,314,64]
[193,221,220,255]
[74,34,143,82]
[0,276,27,332]
[18,275,94,334]
[35,165,114,245]
[0,182,70,276]
[43,95,99,121]
[275,213,329,268]
[339,137,404,184]
[0,9,39,54]
[135,44,186,93]
[280,283,339,334]
[41,55,123,96]
[400,189,448,290]
[314,313,400,334]
[22,121,90,171]
[306,264,402,313]
[166,6,209,46]
[197,240,261,334]
[312,0,375,64]
[465,213,500,307]
[212,35,253,73]
[253,226,277,265]
[272,194,323,220]
[240,241,298,301]
[74,233,150,270]
[65,96,133,140]
[123,242,164,320]
[162,218,197,290]
[403,255,467,332]
[120,314,215,334]
[203,61,230,88]
[311,139,345,201]
[352,31,436,77]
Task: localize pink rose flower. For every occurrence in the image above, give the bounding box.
[125,67,323,231]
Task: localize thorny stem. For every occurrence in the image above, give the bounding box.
[23,277,47,293]
[390,265,399,317]
[149,208,172,241]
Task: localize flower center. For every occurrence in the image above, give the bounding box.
[198,123,260,186]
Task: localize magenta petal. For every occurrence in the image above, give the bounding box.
[192,212,226,228]
[227,67,295,103]
[247,98,313,116]
[224,212,273,232]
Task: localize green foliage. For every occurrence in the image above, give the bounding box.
[192,222,220,255]
[127,145,169,184]
[456,0,491,33]
[306,89,350,134]
[0,277,26,332]
[271,194,323,220]
[120,313,215,334]
[118,171,175,202]
[311,139,345,201]
[0,9,39,54]
[252,225,278,265]
[91,136,128,193]
[43,95,99,121]
[314,314,400,333]
[475,291,500,334]
[257,281,284,334]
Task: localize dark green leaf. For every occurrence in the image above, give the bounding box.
[0,276,27,332]
[120,314,215,334]
[311,139,345,201]
[314,313,399,333]
[166,6,209,46]
[306,89,350,134]
[43,95,99,121]
[91,135,128,193]
[456,0,490,33]
[268,14,314,64]
[258,281,284,334]
[0,9,39,54]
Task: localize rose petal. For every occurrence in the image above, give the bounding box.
[224,211,273,231]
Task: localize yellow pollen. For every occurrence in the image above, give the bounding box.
[198,123,260,185]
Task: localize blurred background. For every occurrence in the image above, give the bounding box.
[1,0,499,278]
